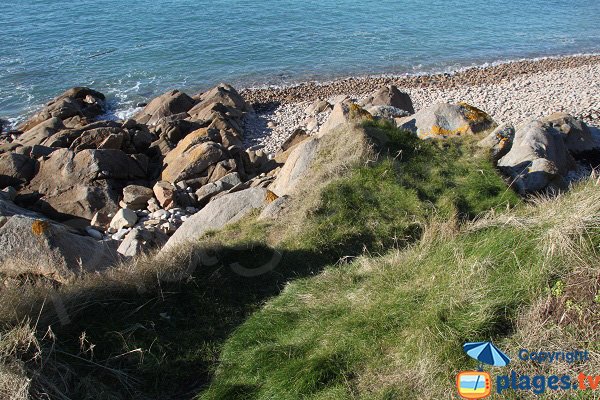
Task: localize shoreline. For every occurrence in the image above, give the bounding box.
[240,54,600,105]
[241,54,600,152]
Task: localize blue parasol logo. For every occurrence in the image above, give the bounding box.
[463,341,511,369]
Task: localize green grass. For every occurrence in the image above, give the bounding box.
[200,180,600,399]
[3,120,596,400]
[297,120,519,258]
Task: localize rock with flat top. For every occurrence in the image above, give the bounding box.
[122,185,154,210]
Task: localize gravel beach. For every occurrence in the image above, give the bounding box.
[241,55,600,153]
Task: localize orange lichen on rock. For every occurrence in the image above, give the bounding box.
[31,219,50,236]
[458,102,492,124]
[265,190,279,203]
[429,124,470,137]
[349,103,374,121]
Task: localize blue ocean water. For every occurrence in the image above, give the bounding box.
[1,0,599,123]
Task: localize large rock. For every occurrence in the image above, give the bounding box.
[397,102,496,139]
[188,83,250,121]
[17,87,105,133]
[0,153,36,188]
[269,138,319,196]
[162,187,267,252]
[27,148,148,220]
[133,90,196,126]
[0,199,45,219]
[364,85,414,114]
[539,112,600,154]
[161,134,225,183]
[69,126,127,152]
[0,215,120,281]
[497,119,576,194]
[122,185,154,210]
[16,117,65,148]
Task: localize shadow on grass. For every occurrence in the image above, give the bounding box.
[41,241,354,399]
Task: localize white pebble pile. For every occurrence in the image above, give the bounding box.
[243,63,600,153]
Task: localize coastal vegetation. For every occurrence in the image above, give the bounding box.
[1,114,598,399]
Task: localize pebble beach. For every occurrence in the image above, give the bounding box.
[241,55,600,152]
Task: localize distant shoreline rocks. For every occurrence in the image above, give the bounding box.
[0,54,599,283]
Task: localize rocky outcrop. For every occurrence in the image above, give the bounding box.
[27,148,148,220]
[162,187,267,252]
[17,87,105,133]
[161,136,226,184]
[496,114,598,194]
[133,90,196,126]
[0,215,120,281]
[0,153,36,188]
[397,102,496,139]
[189,83,251,119]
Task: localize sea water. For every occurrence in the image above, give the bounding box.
[1,0,599,123]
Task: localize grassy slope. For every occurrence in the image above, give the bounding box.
[199,124,599,399]
[2,120,597,399]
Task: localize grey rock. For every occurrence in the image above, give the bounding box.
[122,185,154,210]
[162,187,267,252]
[498,119,575,194]
[365,105,410,120]
[0,152,37,189]
[0,215,120,281]
[539,112,600,154]
[195,181,227,205]
[478,122,515,163]
[109,208,138,230]
[0,199,45,219]
[397,102,496,139]
[366,85,414,114]
[270,138,319,196]
[85,226,104,240]
[305,99,332,115]
[218,172,242,188]
[259,195,290,220]
[1,186,17,201]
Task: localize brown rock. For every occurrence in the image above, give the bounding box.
[153,181,175,209]
[27,148,148,220]
[133,90,195,126]
[17,87,105,133]
[0,153,37,189]
[161,134,225,183]
[122,185,154,210]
